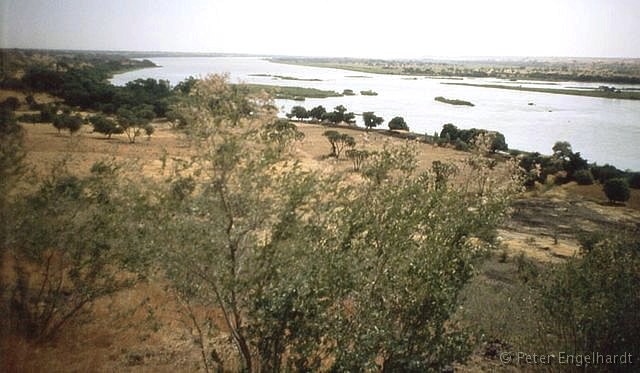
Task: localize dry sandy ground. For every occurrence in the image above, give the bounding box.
[4,116,640,372]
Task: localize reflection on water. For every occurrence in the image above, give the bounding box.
[111,57,640,170]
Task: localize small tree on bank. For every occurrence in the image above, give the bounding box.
[388,116,409,131]
[362,111,384,130]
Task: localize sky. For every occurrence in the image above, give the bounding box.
[1,0,639,59]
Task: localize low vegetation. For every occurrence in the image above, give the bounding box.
[435,96,474,106]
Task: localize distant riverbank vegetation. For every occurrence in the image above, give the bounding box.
[272,57,640,85]
[435,96,474,106]
[248,73,322,81]
[443,82,640,100]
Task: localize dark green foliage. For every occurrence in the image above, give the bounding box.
[39,104,56,122]
[52,113,83,135]
[323,130,355,158]
[174,76,198,95]
[89,114,123,139]
[1,96,20,111]
[603,178,631,203]
[439,123,507,152]
[388,116,409,131]
[308,105,326,121]
[629,173,640,189]
[288,106,309,120]
[322,105,355,125]
[16,113,41,124]
[360,90,378,96]
[362,111,384,130]
[536,235,640,367]
[574,169,594,185]
[342,89,355,95]
[591,164,624,183]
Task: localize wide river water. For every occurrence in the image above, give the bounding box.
[111,57,640,170]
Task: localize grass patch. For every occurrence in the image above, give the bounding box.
[442,82,640,100]
[242,83,342,100]
[435,96,474,106]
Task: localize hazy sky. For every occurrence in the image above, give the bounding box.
[2,0,639,58]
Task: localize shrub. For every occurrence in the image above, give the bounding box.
[603,178,630,203]
[573,169,594,185]
[323,130,355,158]
[342,89,355,96]
[454,138,469,151]
[1,97,20,111]
[388,116,409,131]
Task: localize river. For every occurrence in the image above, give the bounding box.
[111,57,640,170]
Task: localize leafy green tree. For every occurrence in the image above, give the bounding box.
[308,105,326,121]
[288,105,309,121]
[89,114,123,139]
[117,106,152,143]
[323,130,356,158]
[603,178,631,203]
[362,111,384,130]
[388,116,409,131]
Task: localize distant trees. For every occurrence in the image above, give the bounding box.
[438,123,507,152]
[388,116,409,131]
[287,106,309,121]
[309,105,326,121]
[362,111,384,130]
[323,105,355,125]
[1,97,20,111]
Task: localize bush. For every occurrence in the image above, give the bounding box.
[454,138,470,151]
[388,116,409,131]
[1,97,20,111]
[628,173,640,189]
[573,169,594,185]
[535,235,640,364]
[603,178,630,203]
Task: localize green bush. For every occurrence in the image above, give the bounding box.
[603,178,630,203]
[388,116,409,131]
[573,169,594,185]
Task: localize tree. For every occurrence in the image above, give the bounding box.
[362,111,384,130]
[117,106,152,143]
[388,116,409,131]
[574,169,594,185]
[324,105,356,125]
[629,173,640,189]
[440,123,460,141]
[153,74,327,372]
[552,141,573,161]
[308,105,326,121]
[288,106,309,121]
[89,114,123,139]
[603,178,630,203]
[323,130,355,158]
[346,149,370,171]
[66,114,83,135]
